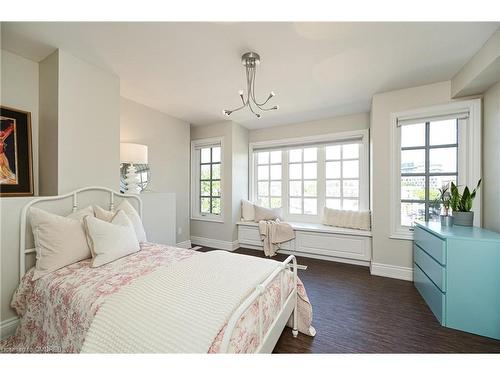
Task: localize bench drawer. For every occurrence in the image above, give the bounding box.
[414,226,446,265]
[414,243,446,292]
[414,263,445,324]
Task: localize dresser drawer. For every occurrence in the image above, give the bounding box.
[414,226,446,265]
[414,244,446,292]
[414,264,445,324]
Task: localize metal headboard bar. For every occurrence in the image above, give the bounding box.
[19,186,142,282]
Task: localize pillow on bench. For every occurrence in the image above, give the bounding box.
[323,207,371,231]
[241,199,282,222]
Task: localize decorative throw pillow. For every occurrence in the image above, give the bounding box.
[241,199,255,221]
[29,206,94,280]
[323,207,371,231]
[254,205,282,222]
[94,199,147,242]
[84,210,140,267]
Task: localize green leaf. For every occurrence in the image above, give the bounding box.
[460,187,471,212]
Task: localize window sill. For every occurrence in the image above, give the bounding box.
[191,216,224,224]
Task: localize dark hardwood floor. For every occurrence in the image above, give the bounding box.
[194,245,500,353]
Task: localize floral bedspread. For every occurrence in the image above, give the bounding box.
[1,243,313,353]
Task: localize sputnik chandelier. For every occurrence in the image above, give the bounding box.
[222,52,279,119]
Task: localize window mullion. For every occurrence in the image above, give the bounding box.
[283,150,290,218]
[340,145,344,209]
[317,146,326,216]
[424,122,430,221]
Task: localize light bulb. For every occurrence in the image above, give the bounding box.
[238,90,244,96]
[270,91,276,97]
[222,109,231,116]
[273,105,279,110]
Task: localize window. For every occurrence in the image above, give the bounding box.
[200,146,221,215]
[390,99,482,239]
[256,150,282,209]
[400,120,458,226]
[250,130,369,223]
[288,147,317,215]
[325,143,360,211]
[191,138,223,222]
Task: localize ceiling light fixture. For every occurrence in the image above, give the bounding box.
[222,52,279,119]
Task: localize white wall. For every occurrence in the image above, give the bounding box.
[0,50,39,194]
[249,112,369,143]
[120,97,191,244]
[451,29,500,98]
[38,50,58,196]
[482,80,500,232]
[57,50,120,193]
[231,122,249,240]
[370,81,453,270]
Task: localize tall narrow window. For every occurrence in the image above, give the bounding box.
[400,120,458,226]
[256,150,282,208]
[191,137,223,222]
[200,146,221,215]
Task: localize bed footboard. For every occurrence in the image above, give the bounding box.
[219,255,298,353]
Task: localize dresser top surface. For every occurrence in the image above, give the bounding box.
[415,221,500,242]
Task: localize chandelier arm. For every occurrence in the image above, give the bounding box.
[247,94,261,118]
[225,102,247,113]
[251,66,273,107]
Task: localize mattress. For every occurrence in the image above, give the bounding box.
[1,243,313,353]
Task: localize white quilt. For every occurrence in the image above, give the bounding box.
[81,250,281,353]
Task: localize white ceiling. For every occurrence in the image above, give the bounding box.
[1,22,498,129]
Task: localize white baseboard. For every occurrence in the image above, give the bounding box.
[1,317,19,340]
[175,240,192,249]
[370,262,414,281]
[190,236,239,251]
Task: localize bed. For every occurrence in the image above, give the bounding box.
[1,187,314,353]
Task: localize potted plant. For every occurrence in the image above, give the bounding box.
[437,184,453,226]
[450,179,482,226]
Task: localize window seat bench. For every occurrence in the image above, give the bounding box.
[237,221,372,266]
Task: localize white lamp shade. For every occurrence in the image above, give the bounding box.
[120,143,148,164]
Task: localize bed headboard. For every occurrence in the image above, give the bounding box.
[19,186,142,281]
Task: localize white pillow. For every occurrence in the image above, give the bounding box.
[323,207,371,231]
[241,199,255,221]
[29,206,94,280]
[254,205,282,222]
[84,210,140,267]
[94,199,147,243]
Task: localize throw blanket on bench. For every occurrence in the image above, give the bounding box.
[82,250,283,353]
[258,219,295,257]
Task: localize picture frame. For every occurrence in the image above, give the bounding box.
[0,105,34,197]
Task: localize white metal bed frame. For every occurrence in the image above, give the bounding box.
[19,186,298,353]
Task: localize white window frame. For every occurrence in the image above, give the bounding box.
[389,99,482,240]
[190,137,224,223]
[249,129,369,223]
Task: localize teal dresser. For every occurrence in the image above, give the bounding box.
[413,221,500,340]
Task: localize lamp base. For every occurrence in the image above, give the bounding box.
[124,164,141,194]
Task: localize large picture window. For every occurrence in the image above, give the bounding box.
[250,130,369,223]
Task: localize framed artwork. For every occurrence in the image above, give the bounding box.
[0,106,34,196]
